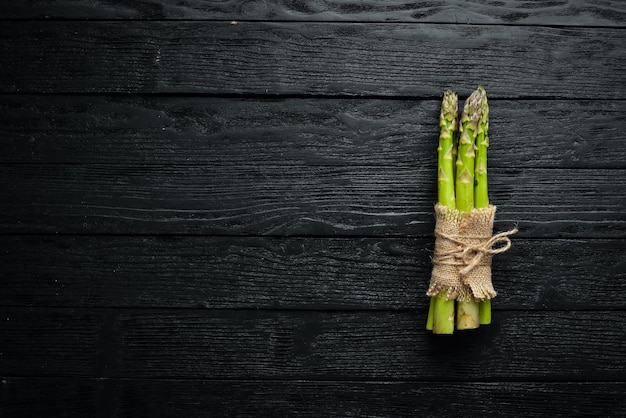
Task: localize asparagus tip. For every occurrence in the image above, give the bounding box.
[440,90,459,126]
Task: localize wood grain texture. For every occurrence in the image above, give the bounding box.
[112,381,626,417]
[0,309,101,376]
[2,378,625,418]
[0,378,99,418]
[1,22,625,97]
[2,95,624,169]
[0,164,623,237]
[2,0,626,26]
[1,236,624,310]
[1,2,624,415]
[1,308,624,380]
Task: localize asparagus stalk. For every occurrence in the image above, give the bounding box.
[426,296,435,330]
[433,295,455,334]
[474,86,492,325]
[437,90,457,209]
[428,90,458,334]
[455,89,481,213]
[474,86,489,209]
[455,88,483,330]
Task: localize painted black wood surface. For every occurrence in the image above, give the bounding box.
[1,1,625,417]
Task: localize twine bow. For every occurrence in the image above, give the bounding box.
[434,226,518,280]
[457,228,518,279]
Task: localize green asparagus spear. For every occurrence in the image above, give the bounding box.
[428,90,458,334]
[455,88,483,330]
[474,85,492,325]
[433,295,455,334]
[438,90,458,209]
[426,296,435,330]
[474,86,489,209]
[455,88,481,213]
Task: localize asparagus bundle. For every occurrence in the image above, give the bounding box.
[426,86,515,334]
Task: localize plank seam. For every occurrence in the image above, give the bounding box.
[1,306,625,313]
[1,18,626,30]
[3,91,626,101]
[2,375,625,384]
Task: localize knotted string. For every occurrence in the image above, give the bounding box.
[433,226,518,281]
[428,204,517,301]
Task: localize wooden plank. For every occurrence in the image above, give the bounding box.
[0,378,99,418]
[1,236,624,310]
[1,95,624,169]
[0,164,623,237]
[2,378,625,418]
[93,309,626,380]
[2,0,625,27]
[1,22,625,97]
[0,308,102,376]
[1,308,624,380]
[111,381,626,417]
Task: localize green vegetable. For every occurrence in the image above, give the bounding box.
[474,86,492,325]
[437,90,458,210]
[428,86,496,334]
[454,88,483,331]
[428,90,458,334]
[433,295,455,334]
[474,86,489,209]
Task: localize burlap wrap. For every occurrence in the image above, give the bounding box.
[427,203,517,302]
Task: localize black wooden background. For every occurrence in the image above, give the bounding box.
[1,1,625,417]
